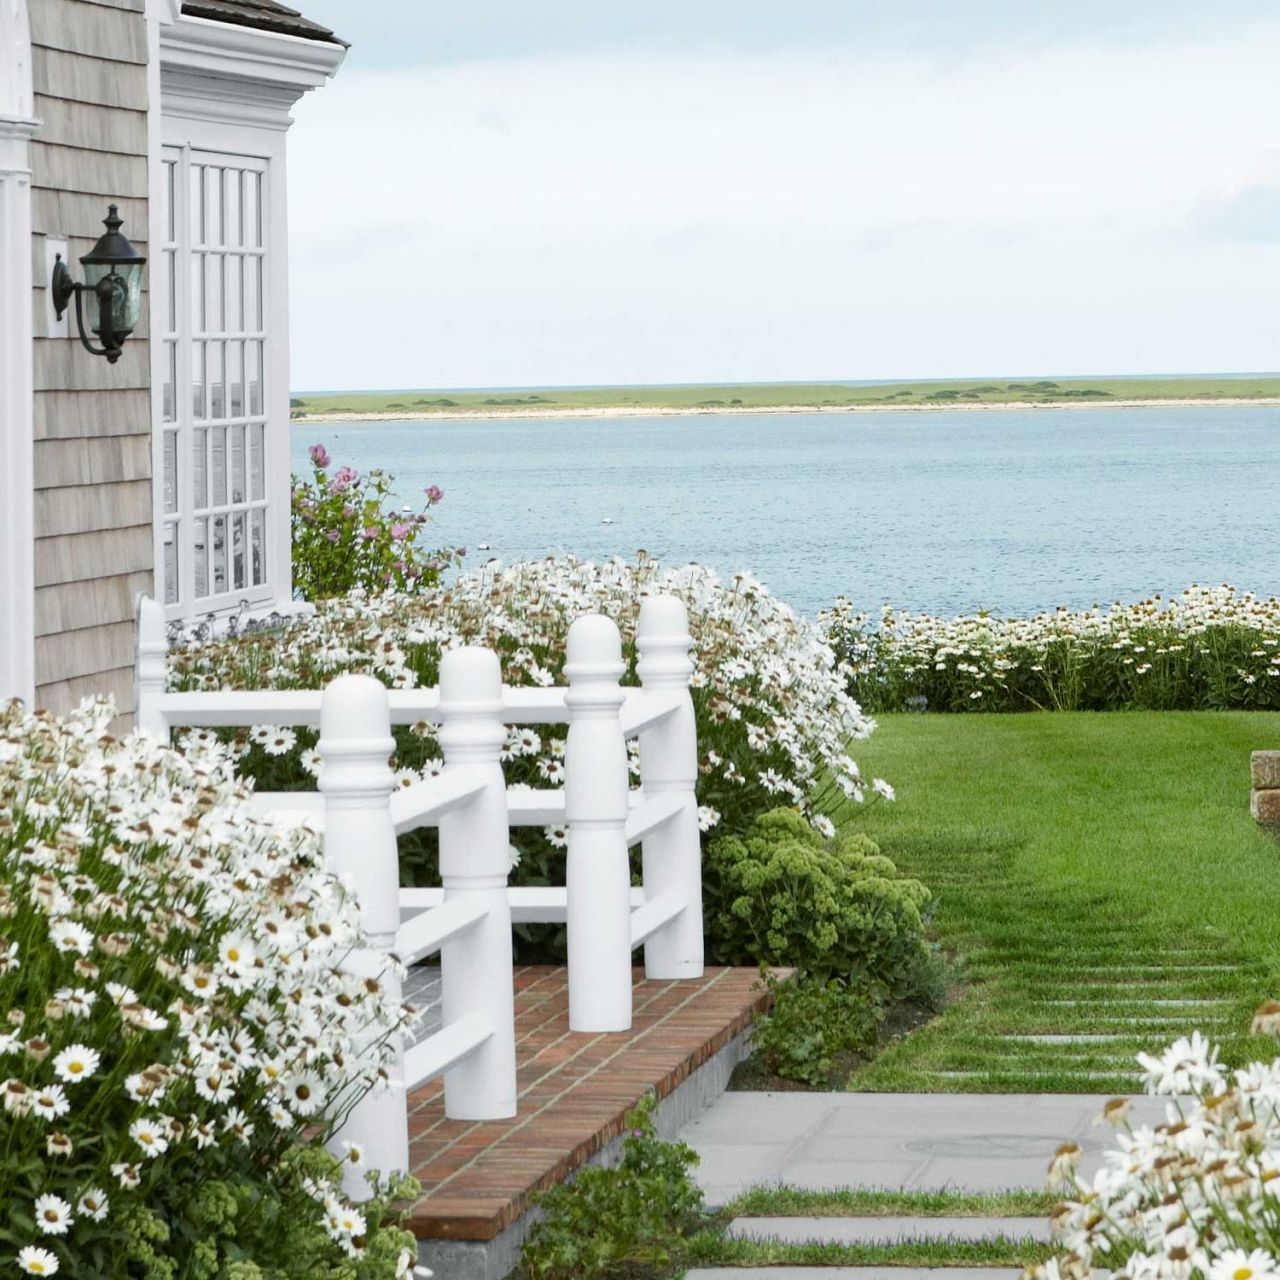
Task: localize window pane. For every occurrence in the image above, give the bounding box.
[251,509,265,586]
[163,522,179,605]
[194,427,208,508]
[231,424,245,504]
[206,253,224,334]
[163,430,177,515]
[165,159,175,243]
[247,340,262,415]
[194,517,208,599]
[191,341,206,420]
[211,427,226,507]
[208,341,224,420]
[189,251,204,333]
[245,255,261,331]
[250,421,264,500]
[232,512,247,590]
[209,168,223,247]
[162,342,176,423]
[212,515,227,594]
[227,255,243,333]
[227,340,243,417]
[248,171,262,247]
[164,249,175,333]
[227,168,242,247]
[190,164,204,245]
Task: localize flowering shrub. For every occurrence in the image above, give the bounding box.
[291,444,459,600]
[706,808,934,997]
[824,585,1280,712]
[0,697,420,1278]
[167,555,890,962]
[1037,1023,1280,1280]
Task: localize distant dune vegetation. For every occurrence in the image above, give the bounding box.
[289,375,1280,420]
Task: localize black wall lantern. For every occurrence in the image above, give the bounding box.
[51,204,146,364]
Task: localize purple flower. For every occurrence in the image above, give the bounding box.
[325,529,340,543]
[361,525,380,541]
[425,485,444,504]
[391,521,413,541]
[329,465,359,494]
[308,443,331,469]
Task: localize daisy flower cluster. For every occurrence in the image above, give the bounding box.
[1034,1023,1280,1280]
[0,697,416,1276]
[169,555,889,929]
[824,585,1280,713]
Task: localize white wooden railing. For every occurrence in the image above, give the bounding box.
[135,593,702,1197]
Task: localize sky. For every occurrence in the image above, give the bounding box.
[286,2,1280,391]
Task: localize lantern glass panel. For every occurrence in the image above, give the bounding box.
[83,261,144,341]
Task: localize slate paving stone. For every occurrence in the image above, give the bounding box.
[678,1091,1168,1205]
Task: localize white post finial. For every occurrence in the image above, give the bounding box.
[436,646,517,1119]
[636,595,703,979]
[317,674,405,1197]
[564,613,632,1031]
[135,594,169,738]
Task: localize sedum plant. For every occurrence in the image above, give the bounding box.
[0,697,420,1279]
[291,444,458,600]
[706,807,934,996]
[167,556,891,946]
[825,584,1280,712]
[1037,1023,1280,1280]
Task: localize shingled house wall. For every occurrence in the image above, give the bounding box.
[29,0,153,719]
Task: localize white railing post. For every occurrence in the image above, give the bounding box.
[317,674,406,1198]
[564,614,633,1031]
[436,646,517,1119]
[134,594,168,739]
[636,596,703,978]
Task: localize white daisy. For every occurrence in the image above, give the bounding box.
[52,1045,99,1085]
[16,1246,59,1276]
[76,1188,109,1222]
[33,1194,74,1236]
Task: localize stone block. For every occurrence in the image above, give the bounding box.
[1251,788,1280,830]
[1252,751,1280,791]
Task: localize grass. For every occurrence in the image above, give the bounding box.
[289,375,1280,419]
[722,1186,1056,1218]
[682,1232,1054,1269]
[842,711,1280,1092]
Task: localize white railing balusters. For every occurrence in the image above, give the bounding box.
[635,596,704,979]
[564,615,633,1032]
[433,646,517,1118]
[316,674,408,1199]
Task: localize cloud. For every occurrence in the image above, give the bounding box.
[286,15,1280,388]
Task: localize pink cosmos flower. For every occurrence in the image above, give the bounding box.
[424,485,444,504]
[325,529,340,543]
[329,466,358,494]
[390,522,413,541]
[308,443,331,468]
[361,525,380,541]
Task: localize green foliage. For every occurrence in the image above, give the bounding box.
[520,1096,705,1280]
[290,445,459,599]
[750,970,882,1086]
[706,808,933,997]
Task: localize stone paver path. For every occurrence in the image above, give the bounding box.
[687,1270,1021,1279]
[679,1091,1165,1205]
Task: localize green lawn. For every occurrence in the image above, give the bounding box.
[844,711,1280,1092]
[291,375,1280,418]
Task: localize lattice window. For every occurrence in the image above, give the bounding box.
[159,147,271,614]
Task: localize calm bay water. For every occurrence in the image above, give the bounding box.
[292,405,1280,617]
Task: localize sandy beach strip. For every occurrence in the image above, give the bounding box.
[295,397,1280,424]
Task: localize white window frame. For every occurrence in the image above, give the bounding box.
[154,11,343,625]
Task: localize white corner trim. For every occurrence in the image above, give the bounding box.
[161,13,345,130]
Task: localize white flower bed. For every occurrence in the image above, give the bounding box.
[824,584,1280,711]
[0,697,413,1273]
[172,556,888,841]
[1041,1025,1280,1280]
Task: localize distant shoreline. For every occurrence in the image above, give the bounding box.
[295,396,1280,425]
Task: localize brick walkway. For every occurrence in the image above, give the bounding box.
[405,965,772,1242]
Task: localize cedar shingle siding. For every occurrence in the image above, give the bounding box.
[29,0,152,719]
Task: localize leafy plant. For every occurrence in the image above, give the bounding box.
[290,445,459,600]
[750,970,882,1086]
[519,1095,704,1280]
[706,808,934,998]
